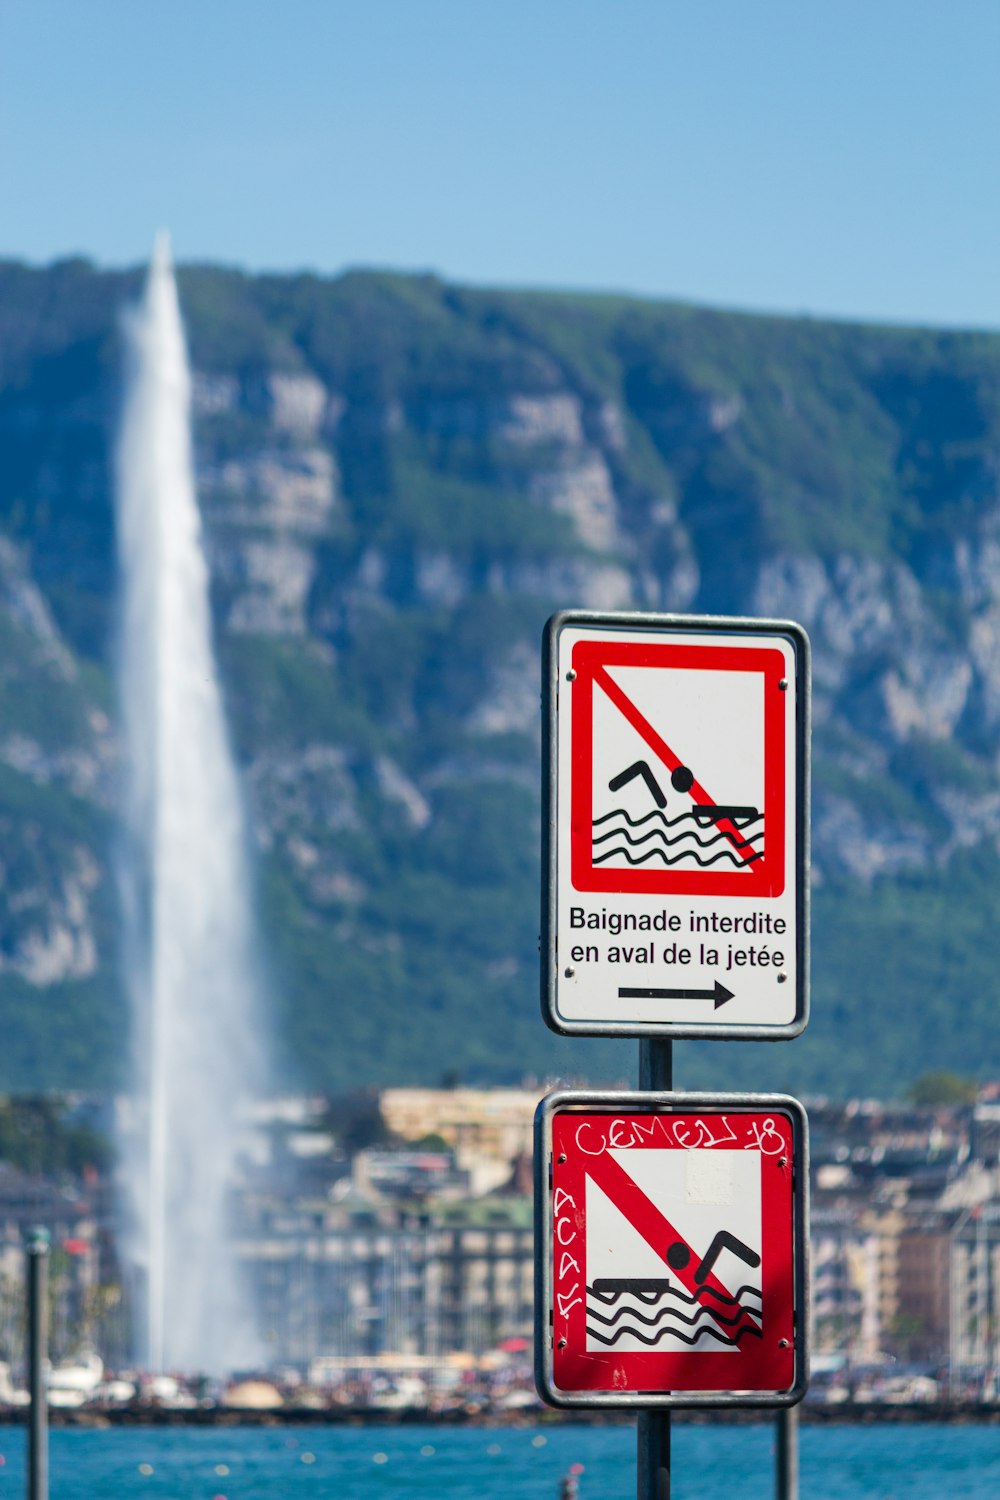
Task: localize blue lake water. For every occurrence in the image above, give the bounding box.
[0,1421,996,1499]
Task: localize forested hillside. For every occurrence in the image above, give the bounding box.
[1,257,999,1097]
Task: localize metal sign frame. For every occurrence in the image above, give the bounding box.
[534,1089,810,1410]
[541,610,811,1040]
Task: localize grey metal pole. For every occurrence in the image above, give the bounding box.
[25,1227,49,1500]
[637,1409,671,1500]
[775,1404,798,1500]
[637,1039,672,1500]
[638,1039,672,1094]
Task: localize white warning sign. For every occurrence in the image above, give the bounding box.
[543,612,809,1039]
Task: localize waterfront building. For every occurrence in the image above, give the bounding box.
[379,1087,540,1194]
[949,1202,1000,1389]
[237,1189,533,1366]
[809,1197,880,1362]
[0,1162,100,1365]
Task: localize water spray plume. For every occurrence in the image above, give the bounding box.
[114,233,267,1375]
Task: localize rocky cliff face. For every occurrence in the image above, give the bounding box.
[0,260,998,1094]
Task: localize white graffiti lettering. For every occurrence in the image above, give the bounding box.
[745,1117,786,1155]
[575,1121,606,1155]
[671,1115,738,1150]
[556,1217,577,1246]
[557,1284,582,1318]
[575,1115,673,1156]
[553,1187,576,1215]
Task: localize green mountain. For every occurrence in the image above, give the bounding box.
[1,257,999,1098]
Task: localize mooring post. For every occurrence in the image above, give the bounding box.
[776,1403,798,1500]
[637,1038,672,1500]
[25,1227,50,1500]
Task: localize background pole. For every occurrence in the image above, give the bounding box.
[25,1226,49,1500]
[776,1404,799,1500]
[637,1039,672,1500]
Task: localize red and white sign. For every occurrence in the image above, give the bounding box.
[545,614,808,1037]
[538,1096,807,1406]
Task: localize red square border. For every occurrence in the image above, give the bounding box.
[569,640,788,898]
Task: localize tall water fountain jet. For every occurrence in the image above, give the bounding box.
[115,234,266,1374]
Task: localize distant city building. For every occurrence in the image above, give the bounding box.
[0,1163,100,1365]
[380,1087,539,1192]
[949,1204,1000,1383]
[810,1198,880,1362]
[0,1084,997,1394]
[236,1189,533,1366]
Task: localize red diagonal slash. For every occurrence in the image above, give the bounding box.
[583,1150,759,1336]
[592,664,755,862]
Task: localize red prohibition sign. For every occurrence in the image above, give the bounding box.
[570,640,788,898]
[549,1109,797,1397]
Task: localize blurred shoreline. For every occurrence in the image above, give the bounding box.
[0,1400,996,1427]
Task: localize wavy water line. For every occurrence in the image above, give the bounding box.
[592,824,764,854]
[586,1320,764,1349]
[587,1299,760,1332]
[593,843,762,869]
[590,1282,763,1310]
[594,808,764,833]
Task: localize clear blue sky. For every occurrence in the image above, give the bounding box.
[2,0,998,328]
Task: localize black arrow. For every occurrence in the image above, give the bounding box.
[617,981,735,1009]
